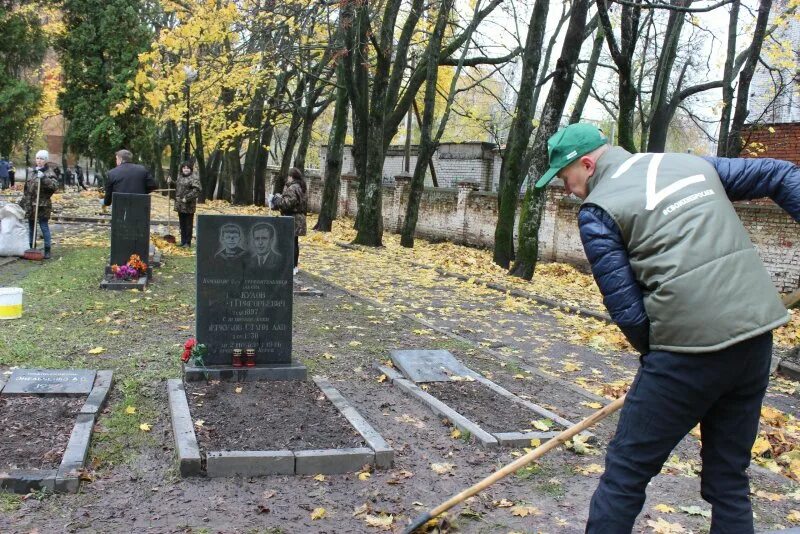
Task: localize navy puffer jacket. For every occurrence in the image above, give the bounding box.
[578,156,800,355]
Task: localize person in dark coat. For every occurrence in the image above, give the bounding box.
[535,123,800,534]
[0,158,9,190]
[8,163,15,187]
[102,149,157,207]
[19,150,59,259]
[271,167,307,275]
[75,164,88,191]
[173,160,201,247]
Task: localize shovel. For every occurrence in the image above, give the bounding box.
[402,395,626,534]
[163,186,176,244]
[23,172,44,261]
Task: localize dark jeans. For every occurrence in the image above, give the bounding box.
[28,218,52,249]
[77,176,87,191]
[294,236,299,267]
[178,212,194,245]
[587,332,772,534]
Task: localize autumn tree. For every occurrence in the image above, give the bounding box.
[58,0,154,168]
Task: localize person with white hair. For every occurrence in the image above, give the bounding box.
[19,150,58,259]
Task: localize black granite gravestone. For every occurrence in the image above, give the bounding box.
[2,369,96,395]
[195,215,294,365]
[110,193,151,267]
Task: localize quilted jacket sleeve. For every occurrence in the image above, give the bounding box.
[702,156,800,221]
[578,205,650,354]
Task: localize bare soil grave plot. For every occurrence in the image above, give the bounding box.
[187,380,365,451]
[423,380,553,434]
[173,377,393,477]
[0,396,84,470]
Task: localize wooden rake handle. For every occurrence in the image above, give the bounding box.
[403,395,626,534]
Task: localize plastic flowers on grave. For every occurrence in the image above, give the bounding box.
[180,337,207,367]
[127,254,148,276]
[113,264,139,280]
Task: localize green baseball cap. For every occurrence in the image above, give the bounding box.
[534,123,608,188]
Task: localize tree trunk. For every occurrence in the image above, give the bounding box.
[570,26,604,124]
[400,0,454,248]
[727,0,772,157]
[193,123,207,203]
[275,111,303,195]
[316,64,349,232]
[717,0,740,156]
[511,0,592,279]
[645,0,691,152]
[352,0,404,246]
[492,0,550,268]
[597,0,642,153]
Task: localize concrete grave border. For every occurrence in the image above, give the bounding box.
[168,377,393,477]
[375,362,591,448]
[0,370,113,494]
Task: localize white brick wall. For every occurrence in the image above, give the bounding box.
[305,174,800,292]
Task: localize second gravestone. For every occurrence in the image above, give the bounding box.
[191,215,306,380]
[110,193,151,269]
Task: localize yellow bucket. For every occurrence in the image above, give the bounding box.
[0,288,23,320]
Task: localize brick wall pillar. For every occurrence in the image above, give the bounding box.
[457,180,479,242]
[392,173,412,232]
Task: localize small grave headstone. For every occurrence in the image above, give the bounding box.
[390,349,476,383]
[1,369,96,395]
[109,193,151,267]
[195,215,294,365]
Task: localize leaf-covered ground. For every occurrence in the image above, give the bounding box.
[0,196,797,532]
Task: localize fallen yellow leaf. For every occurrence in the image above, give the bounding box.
[377,374,387,383]
[349,341,362,347]
[581,401,603,409]
[788,510,800,523]
[510,505,541,517]
[646,517,685,533]
[576,463,604,475]
[313,474,326,482]
[364,513,393,529]
[493,499,514,508]
[235,386,243,393]
[431,462,455,475]
[311,507,326,520]
[451,428,462,439]
[125,406,136,415]
[139,423,151,432]
[194,420,204,428]
[563,362,581,372]
[88,347,104,354]
[358,471,371,481]
[654,504,676,513]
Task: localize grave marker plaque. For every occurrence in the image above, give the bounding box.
[2,369,96,395]
[109,193,151,267]
[196,215,294,365]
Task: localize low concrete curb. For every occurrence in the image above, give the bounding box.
[494,431,559,447]
[392,377,498,448]
[206,451,294,477]
[100,275,148,291]
[374,364,404,383]
[0,370,112,494]
[778,359,800,381]
[314,376,394,468]
[295,448,375,475]
[167,379,202,476]
[81,370,113,415]
[169,378,392,477]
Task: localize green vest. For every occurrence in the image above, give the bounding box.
[583,147,788,353]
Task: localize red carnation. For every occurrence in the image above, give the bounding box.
[184,338,197,350]
[181,349,191,362]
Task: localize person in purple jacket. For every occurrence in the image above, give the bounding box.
[535,123,800,534]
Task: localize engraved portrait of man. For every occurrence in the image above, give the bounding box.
[215,222,247,260]
[247,222,282,270]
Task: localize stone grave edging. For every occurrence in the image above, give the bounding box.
[376,363,579,449]
[168,378,391,477]
[0,370,113,494]
[313,376,394,468]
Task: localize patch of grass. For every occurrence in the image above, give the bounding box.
[0,492,21,513]
[514,463,542,480]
